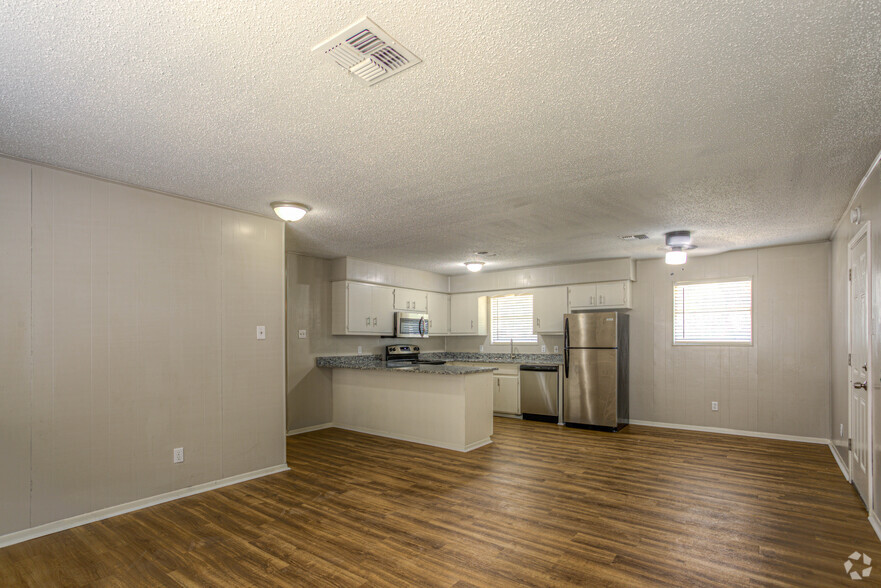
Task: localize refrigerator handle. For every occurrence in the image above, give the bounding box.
[563,317,569,379]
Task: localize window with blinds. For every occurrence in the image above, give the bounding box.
[673,279,752,345]
[491,294,538,344]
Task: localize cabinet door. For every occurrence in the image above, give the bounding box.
[596,281,628,308]
[411,291,428,312]
[347,282,375,333]
[393,288,429,312]
[493,376,520,414]
[372,286,395,334]
[427,292,450,335]
[450,293,476,333]
[568,284,597,309]
[533,286,567,333]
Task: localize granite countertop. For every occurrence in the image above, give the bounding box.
[421,352,564,365]
[314,355,496,376]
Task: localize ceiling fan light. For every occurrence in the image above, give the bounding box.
[665,248,687,265]
[464,261,485,272]
[271,201,311,222]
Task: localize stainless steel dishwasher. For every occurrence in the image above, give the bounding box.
[519,364,560,422]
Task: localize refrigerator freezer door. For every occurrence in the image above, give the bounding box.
[563,348,618,427]
[565,312,618,349]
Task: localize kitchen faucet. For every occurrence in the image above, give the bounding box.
[510,339,514,359]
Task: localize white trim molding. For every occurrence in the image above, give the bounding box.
[869,510,881,544]
[287,422,334,436]
[0,463,289,549]
[628,420,827,444]
[332,423,492,453]
[829,441,851,482]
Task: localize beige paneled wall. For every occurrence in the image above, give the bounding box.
[285,253,445,432]
[631,242,830,438]
[0,158,32,535]
[0,157,286,538]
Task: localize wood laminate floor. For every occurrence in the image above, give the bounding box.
[0,419,877,587]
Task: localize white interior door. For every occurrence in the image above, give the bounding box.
[850,230,871,507]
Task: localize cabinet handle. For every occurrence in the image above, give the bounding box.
[599,295,604,305]
[590,296,595,305]
[373,317,377,326]
[537,317,541,328]
[366,317,371,327]
[471,320,474,329]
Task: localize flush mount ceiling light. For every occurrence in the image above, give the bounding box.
[663,231,696,265]
[464,261,485,272]
[271,202,311,222]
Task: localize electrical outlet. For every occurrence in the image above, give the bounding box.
[841,423,844,437]
[298,329,307,339]
[711,401,719,411]
[256,326,266,340]
[554,346,559,353]
[357,346,362,355]
[541,345,547,353]
[479,345,484,352]
[173,447,184,464]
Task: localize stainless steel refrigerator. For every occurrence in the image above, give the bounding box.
[563,311,629,431]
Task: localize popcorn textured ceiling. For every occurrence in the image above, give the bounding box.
[1,0,880,273]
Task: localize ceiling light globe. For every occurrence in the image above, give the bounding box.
[464,261,485,272]
[271,202,311,222]
[665,249,687,265]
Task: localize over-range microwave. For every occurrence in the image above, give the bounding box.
[395,312,429,338]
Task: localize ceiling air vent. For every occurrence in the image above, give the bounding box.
[619,234,649,241]
[313,17,421,86]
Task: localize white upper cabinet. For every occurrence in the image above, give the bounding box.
[449,293,487,335]
[568,284,597,309]
[393,287,428,312]
[533,286,567,334]
[568,280,631,310]
[427,291,450,335]
[596,281,629,308]
[332,281,395,335]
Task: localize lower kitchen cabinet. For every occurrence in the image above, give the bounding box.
[493,375,520,415]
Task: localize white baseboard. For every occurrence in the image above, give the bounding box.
[0,463,289,549]
[829,441,851,482]
[333,423,491,453]
[286,422,334,436]
[869,511,881,544]
[628,420,828,444]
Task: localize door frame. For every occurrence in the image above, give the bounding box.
[848,220,873,511]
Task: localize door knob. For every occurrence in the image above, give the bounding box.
[854,381,868,390]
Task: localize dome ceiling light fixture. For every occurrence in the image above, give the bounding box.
[464,261,485,272]
[663,230,696,265]
[271,201,311,222]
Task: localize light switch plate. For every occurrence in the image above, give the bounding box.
[256,326,266,340]
[711,401,719,411]
[173,447,184,464]
[298,329,307,339]
[479,345,484,352]
[357,346,363,355]
[554,346,559,353]
[541,345,547,353]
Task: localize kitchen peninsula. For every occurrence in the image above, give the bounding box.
[315,355,496,452]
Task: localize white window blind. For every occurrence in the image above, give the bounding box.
[673,279,752,344]
[491,294,538,344]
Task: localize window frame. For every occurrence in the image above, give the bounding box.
[489,293,539,346]
[672,276,754,347]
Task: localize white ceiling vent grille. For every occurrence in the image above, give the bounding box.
[313,17,421,86]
